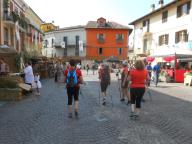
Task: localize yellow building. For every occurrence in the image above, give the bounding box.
[0,0,44,72]
[40,23,58,33]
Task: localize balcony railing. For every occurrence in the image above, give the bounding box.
[116,38,124,43]
[97,38,105,43]
[3,13,14,22]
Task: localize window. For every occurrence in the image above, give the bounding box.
[63,36,68,45]
[142,19,150,32]
[116,34,124,41]
[45,39,48,48]
[15,8,18,14]
[47,25,51,30]
[97,33,104,39]
[143,39,148,52]
[10,28,14,46]
[97,33,105,42]
[75,35,80,56]
[10,2,13,11]
[175,30,188,43]
[143,20,147,27]
[98,47,103,55]
[76,35,80,46]
[177,2,190,18]
[52,38,54,47]
[118,48,122,55]
[4,27,8,45]
[162,11,168,23]
[159,34,169,46]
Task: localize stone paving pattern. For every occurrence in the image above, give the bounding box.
[0,70,192,144]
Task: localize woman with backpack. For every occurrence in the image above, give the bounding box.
[98,63,111,105]
[63,59,83,118]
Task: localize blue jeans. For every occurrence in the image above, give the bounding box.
[154,72,159,86]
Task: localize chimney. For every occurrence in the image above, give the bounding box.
[158,0,164,8]
[150,4,155,12]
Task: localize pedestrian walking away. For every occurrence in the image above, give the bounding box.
[54,61,63,82]
[121,60,131,104]
[64,59,83,118]
[128,60,148,120]
[146,62,152,87]
[153,62,161,87]
[86,64,90,75]
[98,63,111,106]
[116,68,122,99]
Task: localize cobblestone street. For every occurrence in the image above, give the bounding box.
[0,70,192,144]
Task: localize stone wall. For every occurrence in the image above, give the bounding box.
[0,53,18,73]
[0,88,22,101]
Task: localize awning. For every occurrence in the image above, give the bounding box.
[146,57,155,62]
[163,56,175,62]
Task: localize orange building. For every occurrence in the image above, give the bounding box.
[85,17,132,61]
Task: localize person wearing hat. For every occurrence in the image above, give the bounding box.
[121,60,131,104]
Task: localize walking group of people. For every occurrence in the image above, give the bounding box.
[26,58,159,120]
[97,60,161,119]
[62,59,160,120]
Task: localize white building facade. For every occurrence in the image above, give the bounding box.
[129,0,192,60]
[42,26,86,59]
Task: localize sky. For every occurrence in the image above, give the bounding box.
[24,0,171,28]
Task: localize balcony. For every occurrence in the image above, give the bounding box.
[53,41,62,48]
[145,49,151,55]
[3,13,15,26]
[142,27,152,37]
[116,38,124,43]
[54,41,67,48]
[97,38,105,43]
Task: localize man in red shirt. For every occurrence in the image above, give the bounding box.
[64,59,83,118]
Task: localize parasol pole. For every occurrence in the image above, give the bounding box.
[174,52,177,82]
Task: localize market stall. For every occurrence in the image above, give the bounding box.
[148,47,192,83]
